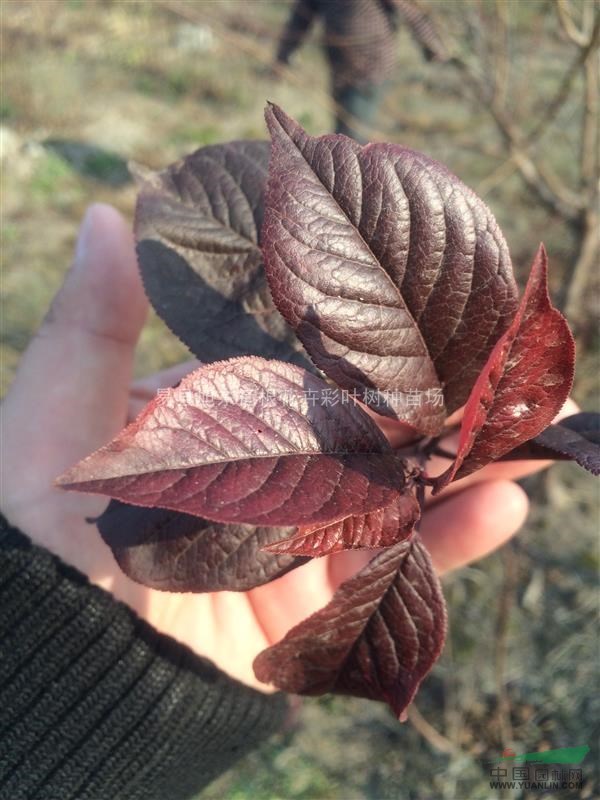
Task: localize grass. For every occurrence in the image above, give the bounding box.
[2,1,598,798]
[29,151,77,200]
[0,98,15,121]
[168,124,223,148]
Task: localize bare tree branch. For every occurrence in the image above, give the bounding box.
[526,12,599,143]
[408,704,461,756]
[580,31,599,189]
[447,54,583,221]
[492,0,510,109]
[563,207,600,325]
[556,0,590,47]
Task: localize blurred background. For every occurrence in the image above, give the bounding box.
[1,1,598,798]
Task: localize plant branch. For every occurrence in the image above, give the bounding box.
[493,544,517,748]
[580,30,599,191]
[563,206,600,324]
[556,0,590,47]
[492,0,510,109]
[407,703,461,756]
[525,11,599,144]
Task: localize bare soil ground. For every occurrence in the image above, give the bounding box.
[2,2,598,798]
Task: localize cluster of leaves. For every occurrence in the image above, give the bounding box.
[58,105,599,718]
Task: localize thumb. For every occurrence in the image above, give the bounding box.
[1,204,148,513]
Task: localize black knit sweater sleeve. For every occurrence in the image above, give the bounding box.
[0,513,287,800]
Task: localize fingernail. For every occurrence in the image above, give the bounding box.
[74,206,96,269]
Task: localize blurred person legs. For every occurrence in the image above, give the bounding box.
[333,82,385,142]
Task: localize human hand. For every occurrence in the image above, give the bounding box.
[0,204,572,690]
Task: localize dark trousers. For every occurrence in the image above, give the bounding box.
[332,83,384,143]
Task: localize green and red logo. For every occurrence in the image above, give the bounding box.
[492,746,589,765]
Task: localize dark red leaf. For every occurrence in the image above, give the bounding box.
[57,358,408,528]
[134,141,309,367]
[434,246,575,492]
[262,104,518,434]
[500,412,600,475]
[96,499,307,592]
[263,492,420,557]
[253,534,447,718]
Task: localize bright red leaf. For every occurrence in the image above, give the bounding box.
[434,246,575,492]
[263,492,420,557]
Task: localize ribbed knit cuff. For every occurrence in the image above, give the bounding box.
[0,514,287,800]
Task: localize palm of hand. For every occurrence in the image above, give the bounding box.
[2,205,563,690]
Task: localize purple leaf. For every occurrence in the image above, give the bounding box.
[501,412,600,475]
[262,104,518,434]
[434,246,575,492]
[134,140,309,367]
[263,492,420,557]
[96,499,306,592]
[253,534,447,718]
[58,358,408,528]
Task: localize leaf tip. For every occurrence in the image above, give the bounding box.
[252,649,275,688]
[54,466,76,489]
[264,102,296,140]
[531,242,549,282]
[263,100,278,124]
[128,160,158,189]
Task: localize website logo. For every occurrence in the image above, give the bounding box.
[487,746,589,792]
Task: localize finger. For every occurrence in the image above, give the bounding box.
[327,548,373,590]
[420,479,529,574]
[131,359,202,395]
[328,481,528,586]
[247,557,332,645]
[128,359,201,421]
[247,479,527,646]
[426,397,580,503]
[1,204,148,512]
[266,399,578,599]
[328,477,530,585]
[426,454,553,503]
[363,407,418,447]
